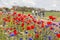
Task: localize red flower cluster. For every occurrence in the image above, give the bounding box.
[49,16,56,21]
[27,25,35,30]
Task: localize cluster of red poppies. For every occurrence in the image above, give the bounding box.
[0,11,60,39]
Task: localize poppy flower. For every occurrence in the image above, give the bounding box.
[28,14,31,16]
[3,18,7,22]
[27,26,31,30]
[56,33,60,38]
[30,15,33,19]
[37,20,41,24]
[41,23,45,28]
[47,21,52,25]
[49,16,53,19]
[18,13,21,16]
[32,19,37,23]
[21,22,24,27]
[31,25,35,29]
[13,30,18,35]
[52,17,56,21]
[17,17,21,21]
[49,16,56,21]
[35,33,39,38]
[12,11,17,16]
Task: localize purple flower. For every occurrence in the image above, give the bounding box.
[58,22,60,25]
[54,32,58,34]
[48,36,52,40]
[25,31,28,34]
[20,38,23,40]
[52,23,56,25]
[10,32,15,37]
[29,38,33,40]
[45,25,49,28]
[56,25,58,27]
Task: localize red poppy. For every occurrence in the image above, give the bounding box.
[27,26,31,30]
[12,11,17,16]
[31,25,35,29]
[17,17,21,21]
[37,21,40,24]
[52,17,56,21]
[17,13,21,16]
[35,33,39,38]
[41,23,45,28]
[3,18,7,22]
[49,16,53,19]
[49,16,56,21]
[21,22,24,27]
[14,30,18,35]
[30,15,33,19]
[56,34,60,38]
[32,19,37,23]
[47,21,52,25]
[28,14,31,16]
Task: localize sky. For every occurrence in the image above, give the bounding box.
[0,0,60,10]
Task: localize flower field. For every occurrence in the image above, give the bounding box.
[0,11,60,40]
